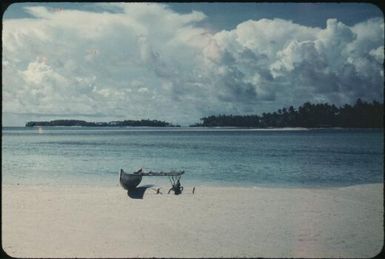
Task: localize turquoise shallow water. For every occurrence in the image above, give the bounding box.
[2,127,383,187]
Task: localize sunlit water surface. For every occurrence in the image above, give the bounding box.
[2,127,383,187]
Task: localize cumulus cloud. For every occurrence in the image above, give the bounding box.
[2,3,384,125]
[212,17,383,107]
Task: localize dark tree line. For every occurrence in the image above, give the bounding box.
[191,99,383,128]
[26,119,179,127]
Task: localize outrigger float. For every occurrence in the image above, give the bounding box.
[119,168,185,194]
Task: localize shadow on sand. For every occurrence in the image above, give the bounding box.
[126,184,154,199]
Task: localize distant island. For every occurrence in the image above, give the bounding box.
[26,119,179,127]
[25,99,383,128]
[191,99,384,128]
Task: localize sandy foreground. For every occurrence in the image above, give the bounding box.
[2,183,383,258]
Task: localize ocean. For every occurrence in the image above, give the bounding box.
[2,127,383,188]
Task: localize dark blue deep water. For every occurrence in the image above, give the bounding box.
[2,127,383,187]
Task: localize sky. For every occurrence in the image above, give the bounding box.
[2,2,384,126]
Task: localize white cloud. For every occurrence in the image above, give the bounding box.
[2,3,384,125]
[369,47,384,65]
[209,17,383,107]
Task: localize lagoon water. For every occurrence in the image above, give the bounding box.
[2,127,383,187]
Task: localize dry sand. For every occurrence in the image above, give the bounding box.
[2,183,383,258]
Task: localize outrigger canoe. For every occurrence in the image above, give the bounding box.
[119,169,184,191]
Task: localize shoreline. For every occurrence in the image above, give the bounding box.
[3,126,384,130]
[2,183,383,258]
[2,180,383,189]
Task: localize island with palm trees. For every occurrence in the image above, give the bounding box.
[25,119,179,127]
[190,99,383,128]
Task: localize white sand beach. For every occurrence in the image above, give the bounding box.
[2,183,383,258]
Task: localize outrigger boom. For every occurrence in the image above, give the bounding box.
[133,170,184,177]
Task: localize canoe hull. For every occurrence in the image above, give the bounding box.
[119,170,142,191]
